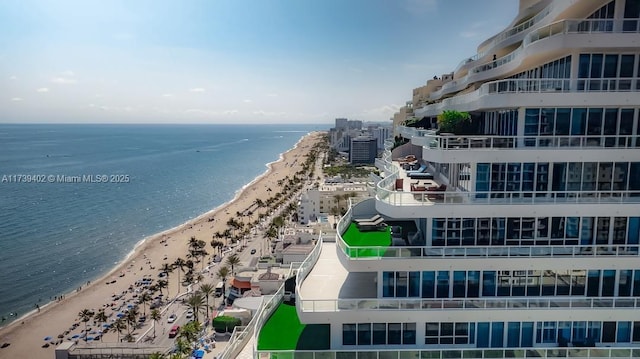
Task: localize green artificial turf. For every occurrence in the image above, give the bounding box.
[257,302,329,351]
[341,223,391,258]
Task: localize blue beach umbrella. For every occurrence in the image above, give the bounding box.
[86,336,94,341]
[43,336,52,341]
[116,313,125,318]
[71,334,80,339]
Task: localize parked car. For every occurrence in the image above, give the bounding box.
[167,314,177,323]
[185,309,194,319]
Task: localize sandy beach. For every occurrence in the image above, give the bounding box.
[0,131,324,358]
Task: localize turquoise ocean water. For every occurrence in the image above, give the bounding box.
[0,123,325,323]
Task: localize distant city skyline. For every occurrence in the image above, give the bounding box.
[0,0,518,124]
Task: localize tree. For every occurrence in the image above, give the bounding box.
[157,279,168,297]
[226,254,241,275]
[173,258,186,290]
[437,110,471,133]
[112,318,127,342]
[199,283,215,321]
[93,309,108,342]
[149,352,166,359]
[161,263,173,295]
[138,291,152,316]
[185,292,206,323]
[78,309,94,341]
[150,308,161,339]
[216,266,230,302]
[179,320,202,344]
[125,306,139,335]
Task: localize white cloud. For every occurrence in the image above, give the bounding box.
[185,108,239,116]
[9,75,17,80]
[51,77,77,84]
[189,88,206,93]
[266,93,278,97]
[36,87,49,93]
[223,110,239,115]
[242,99,252,103]
[162,94,174,97]
[61,70,75,77]
[10,97,23,101]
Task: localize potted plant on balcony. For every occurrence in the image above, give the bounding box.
[436,110,471,134]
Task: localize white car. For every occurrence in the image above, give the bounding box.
[185,309,194,319]
[167,314,177,323]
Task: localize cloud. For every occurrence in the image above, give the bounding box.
[36,87,49,93]
[9,75,17,80]
[189,88,206,93]
[242,99,252,103]
[10,97,23,101]
[162,94,174,97]
[185,108,239,116]
[51,77,77,84]
[61,70,75,77]
[459,31,480,38]
[360,104,401,116]
[266,93,278,97]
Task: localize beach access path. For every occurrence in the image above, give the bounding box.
[0,131,324,359]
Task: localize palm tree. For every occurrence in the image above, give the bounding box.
[123,333,135,343]
[198,283,215,321]
[93,309,108,342]
[226,254,241,275]
[156,279,168,297]
[125,306,139,335]
[112,317,127,342]
[161,263,173,295]
[150,309,161,338]
[216,266,230,302]
[138,291,152,316]
[78,309,94,341]
[185,292,206,323]
[149,352,165,359]
[173,258,186,290]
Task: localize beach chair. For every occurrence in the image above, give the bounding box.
[354,214,382,224]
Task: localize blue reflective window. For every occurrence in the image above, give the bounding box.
[453,271,466,298]
[587,270,601,296]
[477,322,490,348]
[437,271,450,298]
[522,322,534,347]
[483,271,496,296]
[491,322,504,347]
[507,322,520,347]
[382,272,394,297]
[602,270,615,297]
[422,271,435,298]
[618,322,631,343]
[343,324,356,345]
[409,272,420,297]
[630,218,640,245]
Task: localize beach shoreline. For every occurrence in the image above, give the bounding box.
[0,131,324,358]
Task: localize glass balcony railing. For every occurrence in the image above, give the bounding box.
[256,347,640,359]
[299,296,640,313]
[428,18,640,102]
[376,188,640,207]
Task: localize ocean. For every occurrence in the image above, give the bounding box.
[0,123,326,323]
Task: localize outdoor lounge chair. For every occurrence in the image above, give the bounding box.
[408,172,434,179]
[406,164,427,174]
[354,214,382,224]
[356,216,385,228]
[357,222,388,232]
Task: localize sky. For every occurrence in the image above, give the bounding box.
[0,0,519,124]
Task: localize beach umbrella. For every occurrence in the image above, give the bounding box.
[116,313,125,318]
[71,334,80,339]
[86,336,94,341]
[102,323,110,328]
[43,336,52,341]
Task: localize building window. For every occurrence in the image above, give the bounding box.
[425,322,474,345]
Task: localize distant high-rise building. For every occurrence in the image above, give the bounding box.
[372,127,391,150]
[347,120,362,130]
[349,136,377,164]
[335,118,348,130]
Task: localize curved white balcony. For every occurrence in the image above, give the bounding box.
[454,0,558,76]
[415,76,640,118]
[425,18,640,103]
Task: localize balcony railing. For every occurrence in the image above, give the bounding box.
[405,131,640,151]
[299,296,640,313]
[376,188,640,207]
[429,18,640,102]
[256,347,640,359]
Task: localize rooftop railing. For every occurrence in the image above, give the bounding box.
[256,346,640,359]
[299,296,640,313]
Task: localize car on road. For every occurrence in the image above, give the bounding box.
[185,309,194,319]
[250,249,256,254]
[167,314,177,323]
[168,325,180,338]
